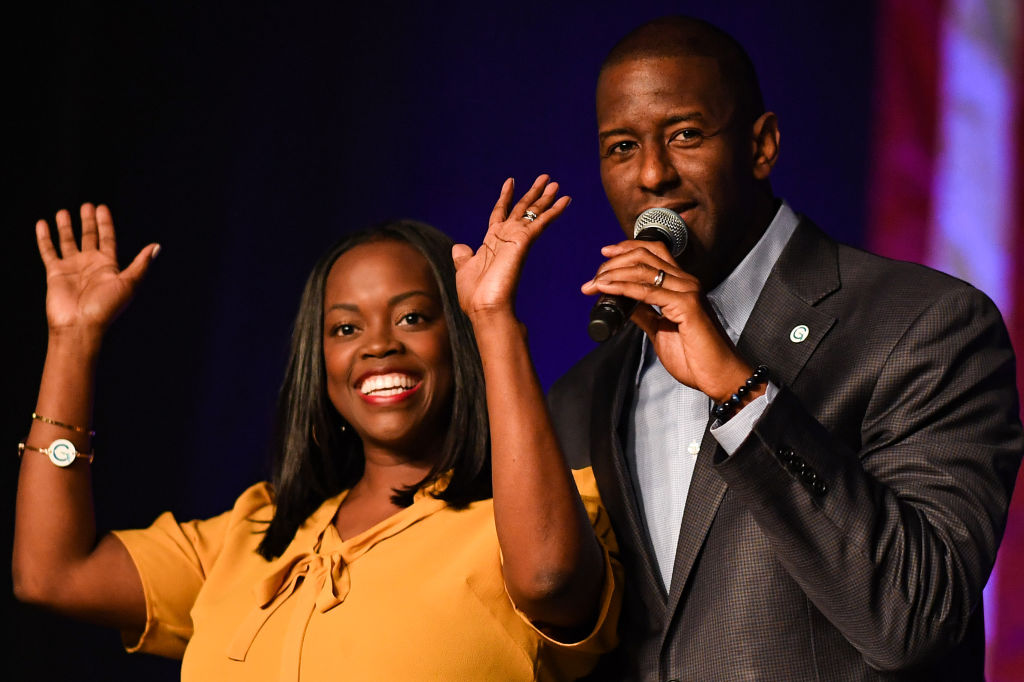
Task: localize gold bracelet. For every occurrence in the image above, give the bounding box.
[31,412,95,437]
[18,439,94,467]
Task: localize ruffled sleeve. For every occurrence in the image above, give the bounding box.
[111,483,274,658]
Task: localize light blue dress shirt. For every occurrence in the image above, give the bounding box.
[626,201,800,590]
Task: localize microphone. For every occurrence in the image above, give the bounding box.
[587,207,688,342]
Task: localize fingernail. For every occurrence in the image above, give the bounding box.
[152,244,162,260]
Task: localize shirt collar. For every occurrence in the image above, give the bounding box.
[706,200,800,343]
[636,200,801,382]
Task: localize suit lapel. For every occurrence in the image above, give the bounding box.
[587,326,669,601]
[661,219,841,627]
[738,221,840,386]
[662,416,728,615]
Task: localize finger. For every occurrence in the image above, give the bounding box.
[584,247,681,290]
[80,203,99,251]
[451,243,473,271]
[601,237,674,262]
[585,277,695,309]
[583,261,666,294]
[528,194,571,233]
[509,174,550,219]
[54,208,79,257]
[488,178,514,226]
[120,243,161,289]
[522,181,560,221]
[95,204,117,259]
[35,219,59,266]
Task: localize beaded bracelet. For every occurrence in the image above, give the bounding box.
[712,365,769,422]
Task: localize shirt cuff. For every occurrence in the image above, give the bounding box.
[711,381,778,455]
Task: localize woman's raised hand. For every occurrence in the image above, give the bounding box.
[36,203,159,339]
[452,175,570,319]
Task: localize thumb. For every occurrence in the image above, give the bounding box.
[122,243,161,288]
[631,304,661,339]
[451,243,473,271]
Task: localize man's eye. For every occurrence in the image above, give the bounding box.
[672,129,704,143]
[604,140,637,157]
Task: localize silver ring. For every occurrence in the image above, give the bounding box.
[522,210,538,222]
[653,269,666,287]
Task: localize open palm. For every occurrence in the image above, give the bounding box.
[453,175,570,318]
[37,204,158,335]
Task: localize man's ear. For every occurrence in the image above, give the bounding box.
[751,112,780,180]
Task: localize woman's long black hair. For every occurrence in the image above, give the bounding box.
[257,220,491,560]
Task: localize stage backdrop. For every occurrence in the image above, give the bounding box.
[870,1,1024,679]
[4,1,1019,680]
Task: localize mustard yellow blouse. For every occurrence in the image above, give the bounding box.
[112,467,621,681]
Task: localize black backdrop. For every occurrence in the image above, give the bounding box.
[5,2,874,679]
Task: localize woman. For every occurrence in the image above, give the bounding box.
[13,176,621,680]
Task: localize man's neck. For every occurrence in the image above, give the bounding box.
[701,194,780,291]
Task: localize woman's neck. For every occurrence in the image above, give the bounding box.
[353,447,437,497]
[334,447,439,540]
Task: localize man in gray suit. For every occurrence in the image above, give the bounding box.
[550,15,1023,680]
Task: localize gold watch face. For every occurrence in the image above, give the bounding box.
[48,438,78,467]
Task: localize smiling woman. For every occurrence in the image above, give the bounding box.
[12,178,621,681]
[325,240,455,446]
[257,223,492,561]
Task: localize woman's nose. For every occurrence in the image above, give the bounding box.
[360,322,402,358]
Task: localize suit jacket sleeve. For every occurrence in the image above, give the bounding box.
[714,283,1023,671]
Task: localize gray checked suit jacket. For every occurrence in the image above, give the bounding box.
[549,218,1023,681]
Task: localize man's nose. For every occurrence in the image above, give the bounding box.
[638,144,680,193]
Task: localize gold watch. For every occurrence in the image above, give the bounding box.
[18,438,94,467]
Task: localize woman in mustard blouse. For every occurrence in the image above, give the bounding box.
[13,175,621,680]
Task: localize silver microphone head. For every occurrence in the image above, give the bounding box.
[633,208,688,257]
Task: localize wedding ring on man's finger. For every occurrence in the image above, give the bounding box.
[522,210,538,222]
[653,269,666,287]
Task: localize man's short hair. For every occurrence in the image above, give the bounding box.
[600,15,766,125]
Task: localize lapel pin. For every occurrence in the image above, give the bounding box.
[790,325,809,343]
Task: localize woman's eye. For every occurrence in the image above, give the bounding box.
[398,312,425,326]
[334,323,356,336]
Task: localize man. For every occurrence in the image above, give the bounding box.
[550,15,1023,680]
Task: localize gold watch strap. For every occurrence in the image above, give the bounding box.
[31,412,96,437]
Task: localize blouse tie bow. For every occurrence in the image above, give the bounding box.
[227,550,349,681]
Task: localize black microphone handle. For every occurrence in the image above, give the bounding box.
[587,230,672,342]
[588,294,639,342]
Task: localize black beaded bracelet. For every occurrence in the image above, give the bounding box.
[712,365,769,422]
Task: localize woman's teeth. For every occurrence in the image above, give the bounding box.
[360,373,418,395]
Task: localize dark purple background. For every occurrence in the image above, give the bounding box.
[6,2,874,678]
